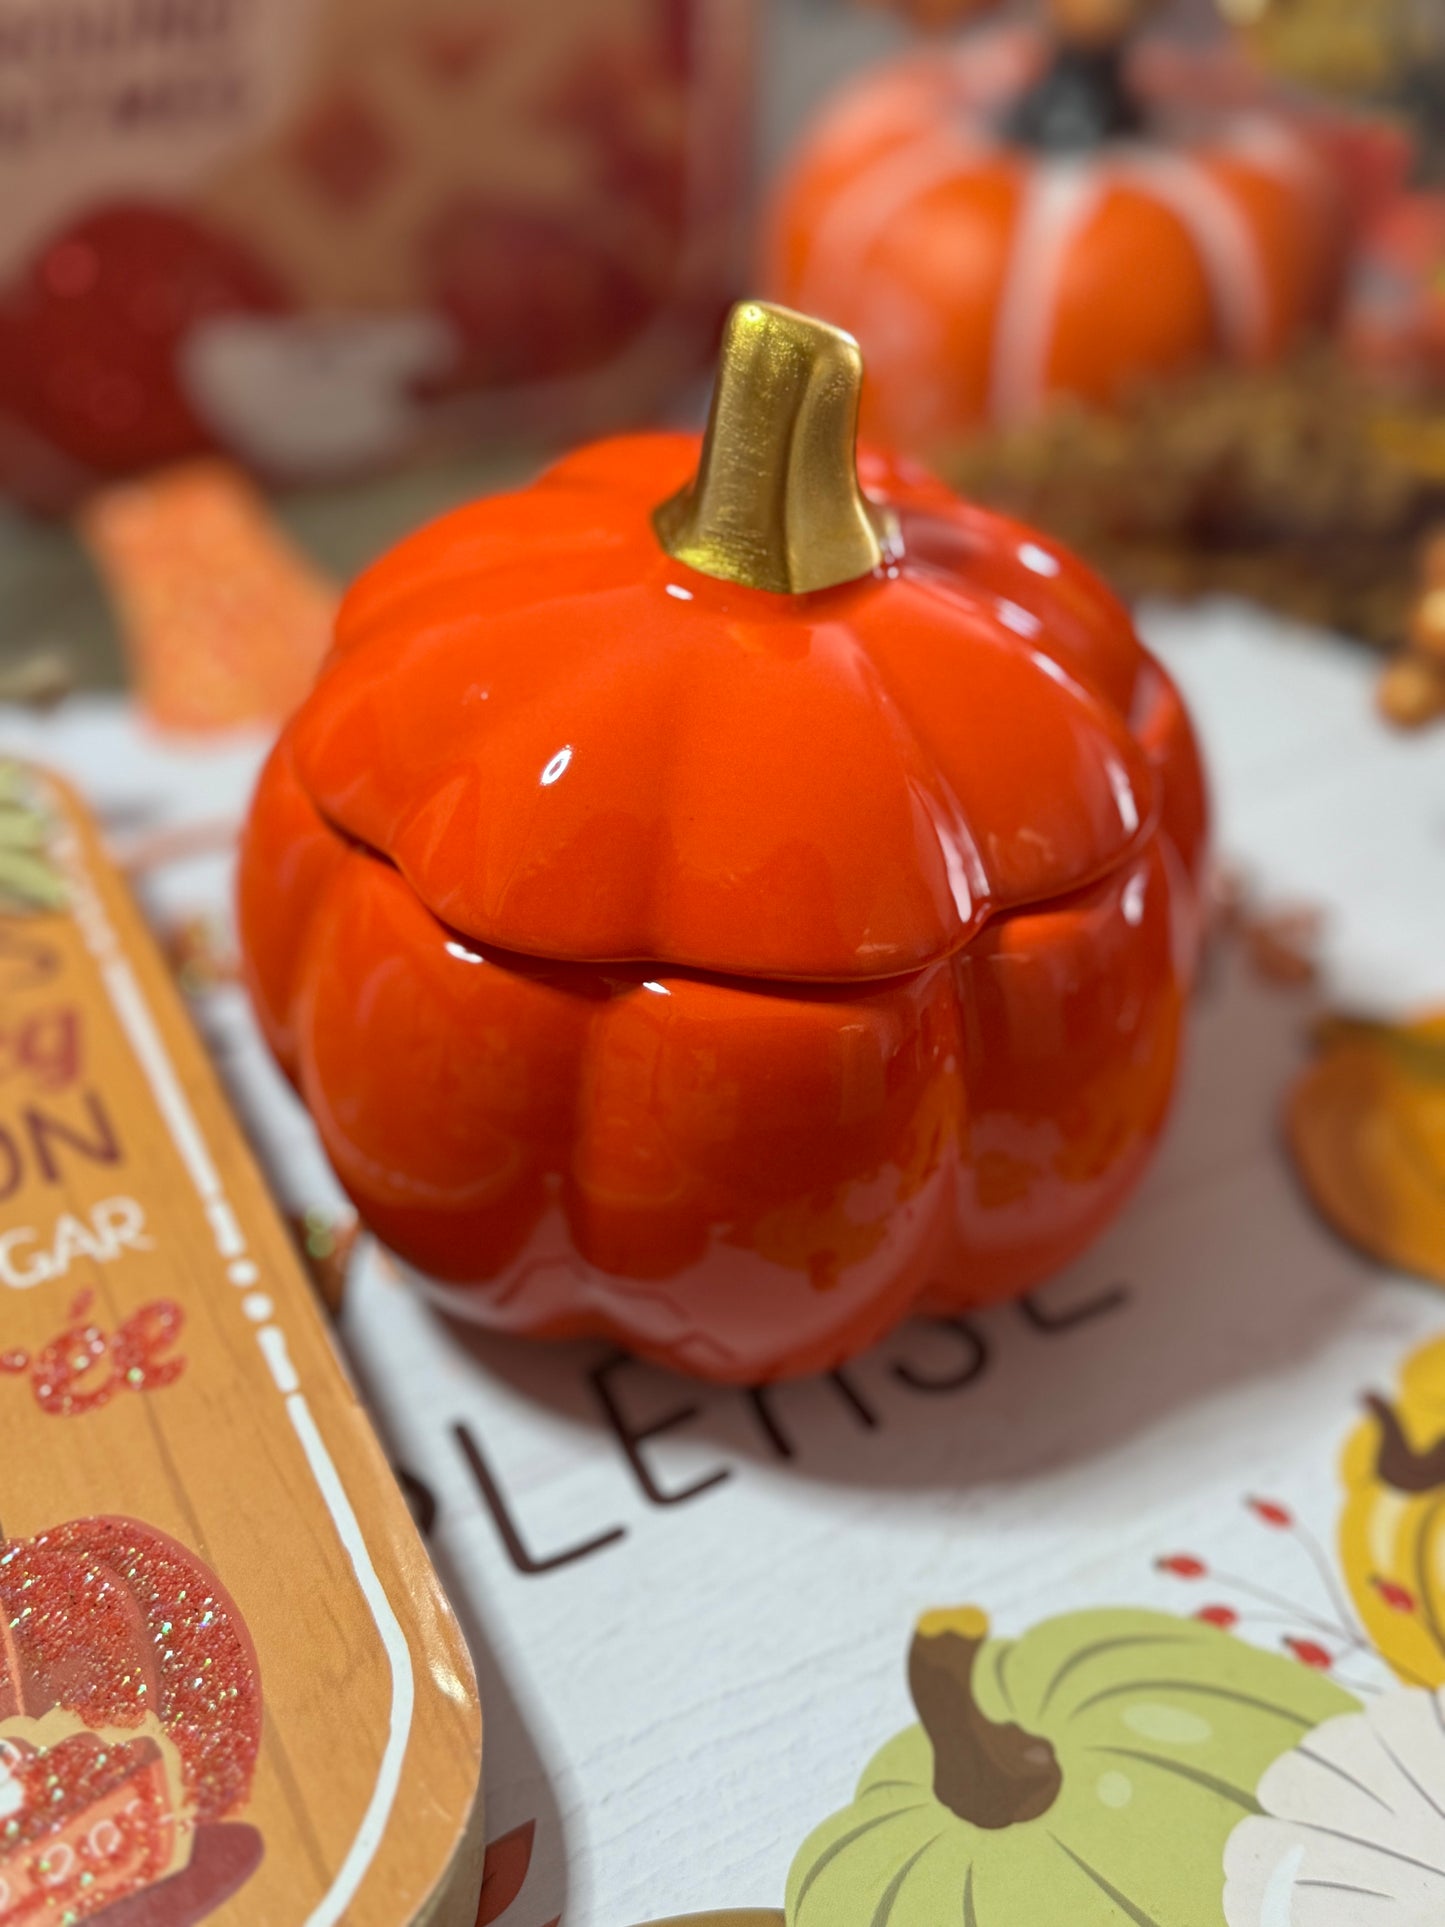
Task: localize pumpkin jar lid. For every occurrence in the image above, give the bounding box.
[287,301,1159,982]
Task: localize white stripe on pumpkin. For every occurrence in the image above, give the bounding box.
[990,140,1278,425]
[1107,147,1273,358]
[795,121,997,321]
[988,157,1104,426]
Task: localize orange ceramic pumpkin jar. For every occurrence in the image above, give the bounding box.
[765,7,1354,454]
[238,302,1208,1383]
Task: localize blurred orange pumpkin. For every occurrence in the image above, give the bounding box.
[238,302,1207,1383]
[765,23,1358,455]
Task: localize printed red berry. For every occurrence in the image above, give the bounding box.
[1156,1554,1207,1579]
[1285,1637,1333,1670]
[1196,1606,1239,1629]
[1371,1576,1417,1614]
[1248,1498,1294,1529]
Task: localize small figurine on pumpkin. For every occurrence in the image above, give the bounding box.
[771,0,1356,458]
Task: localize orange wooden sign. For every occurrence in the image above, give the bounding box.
[0,760,483,1925]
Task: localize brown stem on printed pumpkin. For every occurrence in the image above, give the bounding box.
[1367,1393,1445,1495]
[907,1608,1063,1830]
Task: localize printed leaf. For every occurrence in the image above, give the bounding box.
[0,849,66,914]
[287,1210,360,1317]
[1287,1011,1445,1285]
[0,808,45,852]
[0,765,64,915]
[476,1819,535,1925]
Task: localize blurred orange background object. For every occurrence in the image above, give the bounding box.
[0,0,752,508]
[765,21,1379,457]
[81,463,337,735]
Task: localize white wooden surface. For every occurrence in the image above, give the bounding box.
[3,597,1444,1925]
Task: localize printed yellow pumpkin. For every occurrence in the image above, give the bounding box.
[1341,1333,1445,1687]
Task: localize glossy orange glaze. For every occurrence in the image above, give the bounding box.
[764,29,1352,451]
[238,431,1207,1381]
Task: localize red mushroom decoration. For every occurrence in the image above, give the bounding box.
[765,0,1356,454]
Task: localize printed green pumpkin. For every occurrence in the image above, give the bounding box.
[786,1607,1355,1926]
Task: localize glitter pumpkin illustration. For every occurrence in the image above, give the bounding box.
[764,1,1355,454]
[0,1512,263,1924]
[786,1606,1354,1925]
[238,299,1208,1383]
[1341,1334,1445,1689]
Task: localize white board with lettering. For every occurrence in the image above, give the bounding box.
[5,596,1445,1927]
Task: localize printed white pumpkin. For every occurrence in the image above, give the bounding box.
[1223,1688,1445,1925]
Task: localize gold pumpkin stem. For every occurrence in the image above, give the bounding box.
[908,1607,1063,1831]
[652,300,893,596]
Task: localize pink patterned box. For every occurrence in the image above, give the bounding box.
[0,0,752,506]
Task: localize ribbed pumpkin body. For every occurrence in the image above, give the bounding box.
[239,432,1206,1382]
